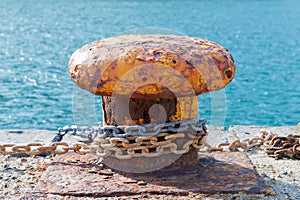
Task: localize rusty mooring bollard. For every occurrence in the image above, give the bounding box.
[68,34,235,173]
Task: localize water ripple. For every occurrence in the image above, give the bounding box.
[0,0,299,129]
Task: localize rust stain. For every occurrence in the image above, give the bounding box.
[68,34,236,98]
[35,152,267,197]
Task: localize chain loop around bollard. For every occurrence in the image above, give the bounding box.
[1,120,300,160]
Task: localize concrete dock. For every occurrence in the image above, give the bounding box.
[0,125,299,199]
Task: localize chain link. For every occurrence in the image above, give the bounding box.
[54,119,206,141]
[0,142,90,156]
[1,121,299,160]
[83,119,208,159]
[201,129,300,160]
[0,119,207,159]
[89,131,207,159]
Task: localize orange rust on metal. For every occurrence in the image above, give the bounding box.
[36,152,267,197]
[68,34,235,98]
[103,148,199,174]
[102,94,197,125]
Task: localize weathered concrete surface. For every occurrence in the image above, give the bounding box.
[0,129,82,146]
[229,125,300,200]
[0,125,299,199]
[0,129,57,144]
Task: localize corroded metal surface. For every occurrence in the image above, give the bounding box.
[102,95,198,125]
[103,149,199,173]
[68,34,236,98]
[35,152,266,197]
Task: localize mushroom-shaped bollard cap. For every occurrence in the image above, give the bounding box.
[69,34,235,99]
[69,34,235,126]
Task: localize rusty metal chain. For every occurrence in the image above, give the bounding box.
[0,142,90,156]
[200,129,300,160]
[54,119,206,140]
[264,133,300,160]
[1,121,299,160]
[0,119,207,159]
[88,130,207,159]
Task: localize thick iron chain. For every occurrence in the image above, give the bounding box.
[0,142,90,156]
[0,121,299,160]
[88,131,207,159]
[55,119,206,139]
[202,129,300,160]
[0,119,207,159]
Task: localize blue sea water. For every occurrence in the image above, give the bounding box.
[0,0,300,130]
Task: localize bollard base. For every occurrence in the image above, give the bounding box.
[35,152,267,197]
[103,148,199,174]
